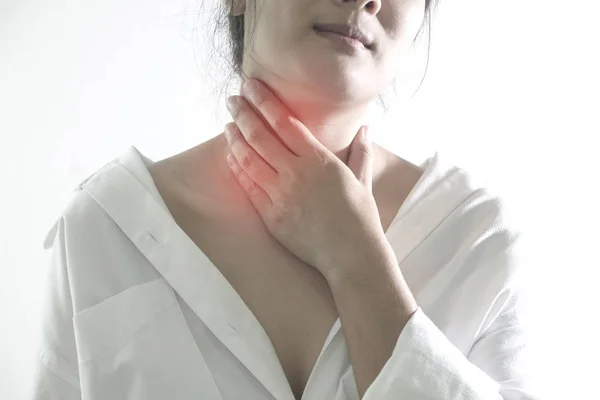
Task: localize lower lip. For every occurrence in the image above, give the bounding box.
[314,29,369,51]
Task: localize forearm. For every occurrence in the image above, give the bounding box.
[324,241,418,399]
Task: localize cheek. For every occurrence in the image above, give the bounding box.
[384,0,427,44]
[245,19,297,64]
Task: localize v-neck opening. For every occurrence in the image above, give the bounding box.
[109,146,440,400]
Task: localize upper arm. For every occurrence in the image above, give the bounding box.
[31,217,82,400]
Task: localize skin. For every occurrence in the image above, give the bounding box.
[225,77,419,399]
[151,0,428,398]
[225,0,426,173]
[221,0,426,398]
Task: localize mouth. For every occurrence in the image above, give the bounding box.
[313,23,374,50]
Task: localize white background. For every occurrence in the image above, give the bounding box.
[1,0,599,398]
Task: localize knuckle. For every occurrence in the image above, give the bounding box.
[240,152,253,169]
[225,123,239,144]
[311,152,329,168]
[273,114,293,132]
[247,161,262,179]
[279,165,294,181]
[246,179,257,193]
[231,103,243,120]
[246,128,261,145]
[252,92,266,107]
[272,212,285,227]
[224,121,237,132]
[357,143,373,158]
[237,108,251,126]
[268,202,301,231]
[269,206,287,227]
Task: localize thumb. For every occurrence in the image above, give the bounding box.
[347,126,373,189]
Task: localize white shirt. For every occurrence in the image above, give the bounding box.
[31,146,542,400]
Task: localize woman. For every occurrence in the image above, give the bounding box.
[31,0,541,399]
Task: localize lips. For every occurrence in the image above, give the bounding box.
[313,23,374,49]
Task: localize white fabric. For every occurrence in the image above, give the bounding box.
[30,146,542,400]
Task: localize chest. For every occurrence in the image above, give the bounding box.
[147,151,410,398]
[169,198,339,399]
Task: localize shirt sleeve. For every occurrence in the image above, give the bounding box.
[30,217,82,400]
[362,284,543,400]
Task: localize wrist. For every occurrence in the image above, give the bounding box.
[324,237,398,289]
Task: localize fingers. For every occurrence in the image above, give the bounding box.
[349,126,373,189]
[226,95,292,174]
[241,79,330,161]
[225,144,271,214]
[224,122,278,197]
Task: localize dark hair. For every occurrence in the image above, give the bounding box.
[198,0,440,115]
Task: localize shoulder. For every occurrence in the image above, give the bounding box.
[42,155,121,250]
[440,165,531,291]
[41,149,169,313]
[391,149,532,291]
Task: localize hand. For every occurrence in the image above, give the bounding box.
[223,78,387,279]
